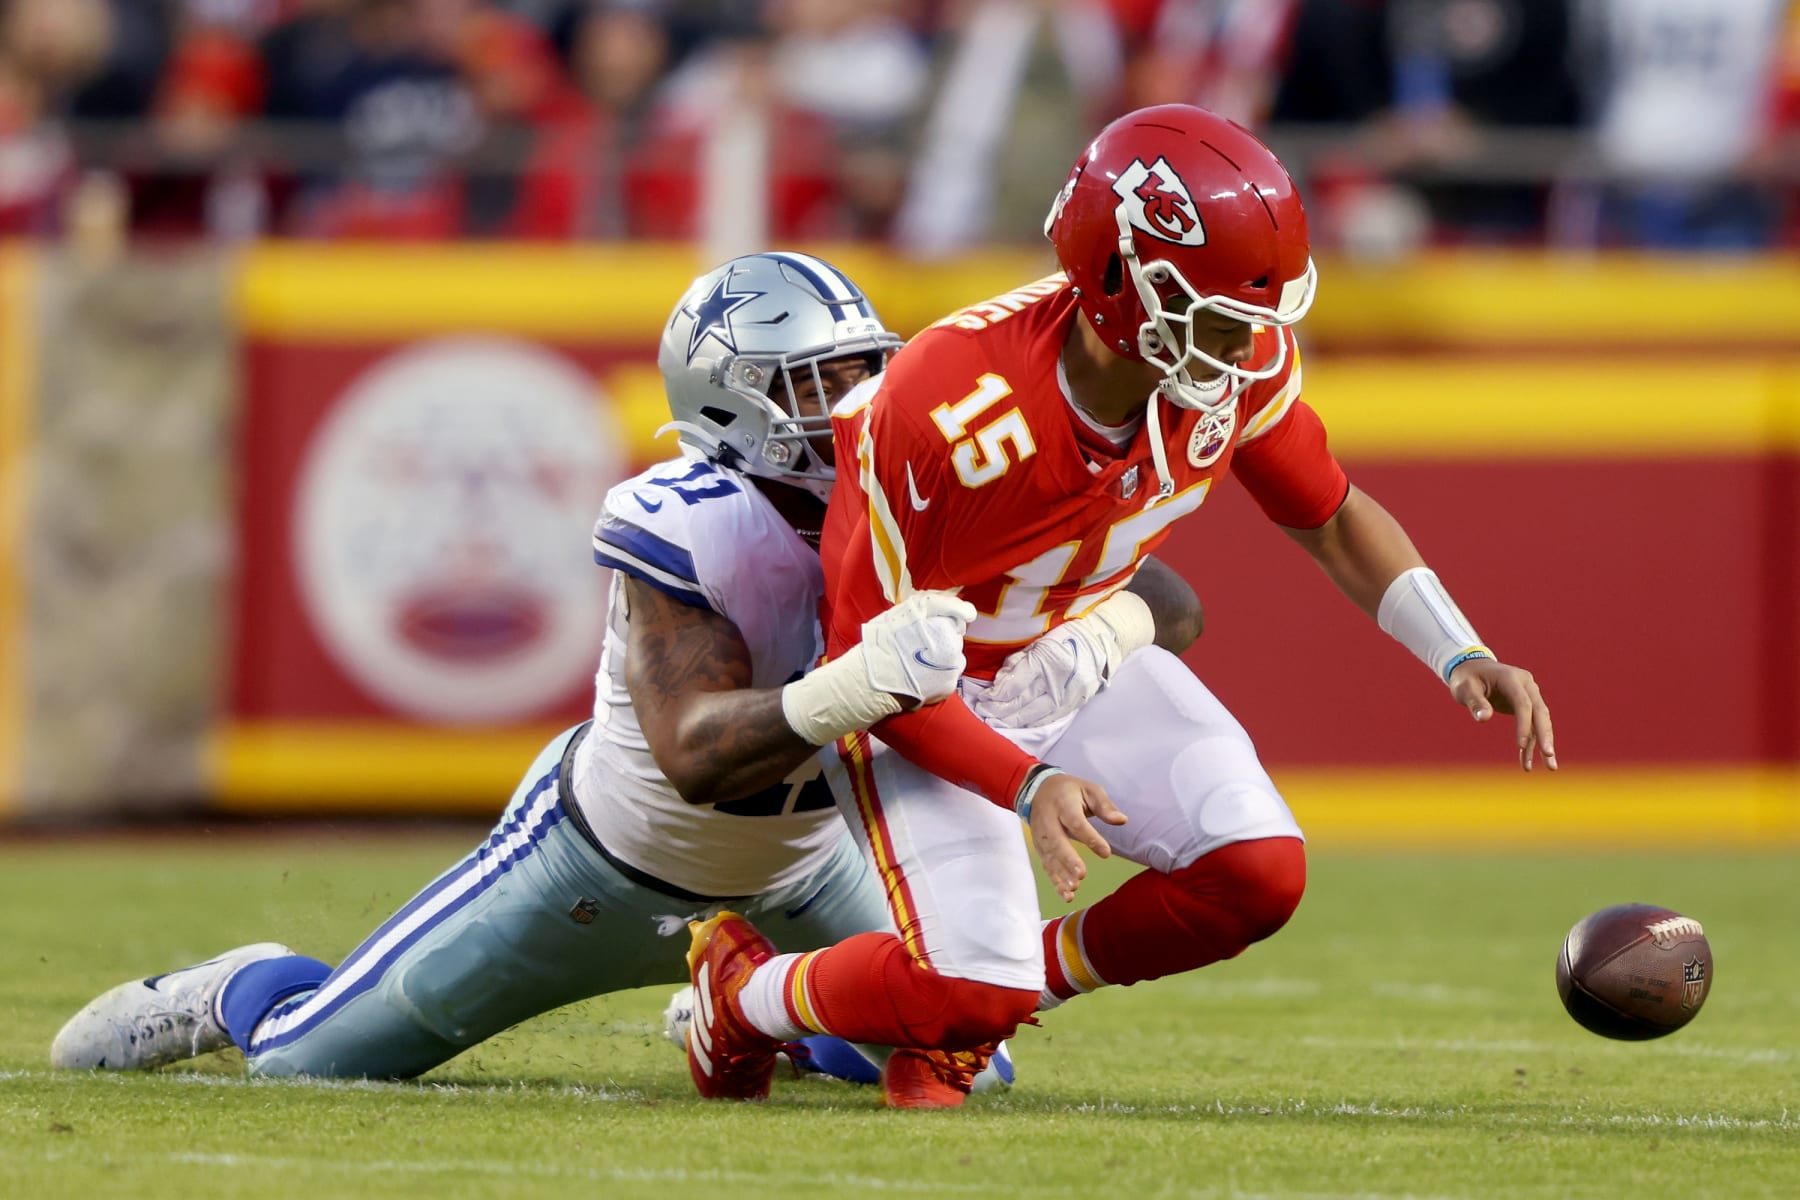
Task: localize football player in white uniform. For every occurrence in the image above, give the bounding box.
[49,252,1200,1093]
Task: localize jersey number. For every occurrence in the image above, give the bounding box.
[931,374,1036,488]
[661,461,742,506]
[976,478,1214,642]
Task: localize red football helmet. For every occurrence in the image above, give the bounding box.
[1045,104,1316,414]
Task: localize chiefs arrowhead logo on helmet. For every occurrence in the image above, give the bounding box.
[1113,157,1206,247]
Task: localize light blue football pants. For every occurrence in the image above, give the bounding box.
[228,723,890,1079]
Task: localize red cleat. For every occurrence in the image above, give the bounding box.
[685,911,786,1100]
[881,1044,994,1109]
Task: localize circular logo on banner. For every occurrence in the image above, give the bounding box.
[294,338,624,724]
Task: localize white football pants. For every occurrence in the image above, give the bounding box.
[822,647,1304,992]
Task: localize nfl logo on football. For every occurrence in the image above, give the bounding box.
[1681,957,1708,1010]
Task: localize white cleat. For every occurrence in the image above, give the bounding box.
[50,943,294,1070]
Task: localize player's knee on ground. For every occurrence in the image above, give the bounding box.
[850,932,1038,1047]
[802,931,1039,1048]
[1173,836,1307,948]
[909,975,1040,1049]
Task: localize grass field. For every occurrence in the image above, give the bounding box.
[1,830,1795,1199]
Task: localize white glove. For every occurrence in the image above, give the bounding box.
[970,591,1155,730]
[859,591,978,705]
[782,591,977,745]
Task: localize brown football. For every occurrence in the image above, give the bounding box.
[1556,904,1712,1040]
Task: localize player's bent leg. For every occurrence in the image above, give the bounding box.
[1041,837,1305,1002]
[1036,648,1308,1005]
[686,737,1042,1106]
[247,724,709,1079]
[664,989,1018,1095]
[773,732,1043,1046]
[670,834,1019,1097]
[825,731,1045,992]
[1046,648,1304,873]
[688,915,1032,1108]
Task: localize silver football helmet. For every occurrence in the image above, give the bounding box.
[658,252,902,501]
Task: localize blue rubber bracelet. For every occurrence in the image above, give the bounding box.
[1014,764,1063,823]
[1442,648,1495,683]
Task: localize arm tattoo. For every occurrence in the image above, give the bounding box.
[623,578,816,804]
[628,581,754,698]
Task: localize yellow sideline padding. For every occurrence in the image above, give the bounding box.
[232,243,1057,340]
[210,724,569,812]
[234,244,1800,346]
[212,723,1800,848]
[236,244,709,340]
[234,245,1800,457]
[1314,359,1800,457]
[0,245,34,817]
[1281,766,1800,849]
[1303,253,1800,347]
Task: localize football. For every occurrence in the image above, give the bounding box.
[1556,904,1712,1040]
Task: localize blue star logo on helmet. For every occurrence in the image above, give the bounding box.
[684,272,765,361]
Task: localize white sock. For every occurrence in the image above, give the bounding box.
[736,952,810,1040]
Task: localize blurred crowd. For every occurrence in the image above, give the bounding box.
[2,0,1798,253]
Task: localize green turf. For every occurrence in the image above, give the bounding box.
[2,833,1795,1199]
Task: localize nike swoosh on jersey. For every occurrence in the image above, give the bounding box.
[904,462,931,511]
[634,493,664,513]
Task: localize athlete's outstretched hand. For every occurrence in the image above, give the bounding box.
[860,591,978,707]
[1025,773,1127,903]
[1449,658,1557,773]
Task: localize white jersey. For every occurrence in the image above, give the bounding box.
[1585,0,1786,177]
[571,453,841,897]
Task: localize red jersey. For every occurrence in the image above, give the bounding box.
[821,275,1348,807]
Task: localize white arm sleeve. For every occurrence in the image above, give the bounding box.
[1376,567,1493,684]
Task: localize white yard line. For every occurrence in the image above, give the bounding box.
[32,1149,1473,1199]
[1052,1096,1796,1131]
[1296,1034,1794,1065]
[8,1070,1791,1136]
[0,1069,647,1100]
[30,1150,999,1194]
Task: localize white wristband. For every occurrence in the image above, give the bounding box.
[1376,567,1494,684]
[1089,589,1157,665]
[781,647,904,746]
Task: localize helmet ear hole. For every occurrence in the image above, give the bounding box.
[700,405,738,427]
[1103,254,1124,297]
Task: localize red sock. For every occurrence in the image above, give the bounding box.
[782,931,1037,1050]
[1043,837,1306,1000]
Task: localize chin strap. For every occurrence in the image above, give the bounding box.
[1144,379,1244,506]
[1146,388,1176,503]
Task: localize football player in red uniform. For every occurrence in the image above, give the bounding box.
[683,104,1557,1108]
